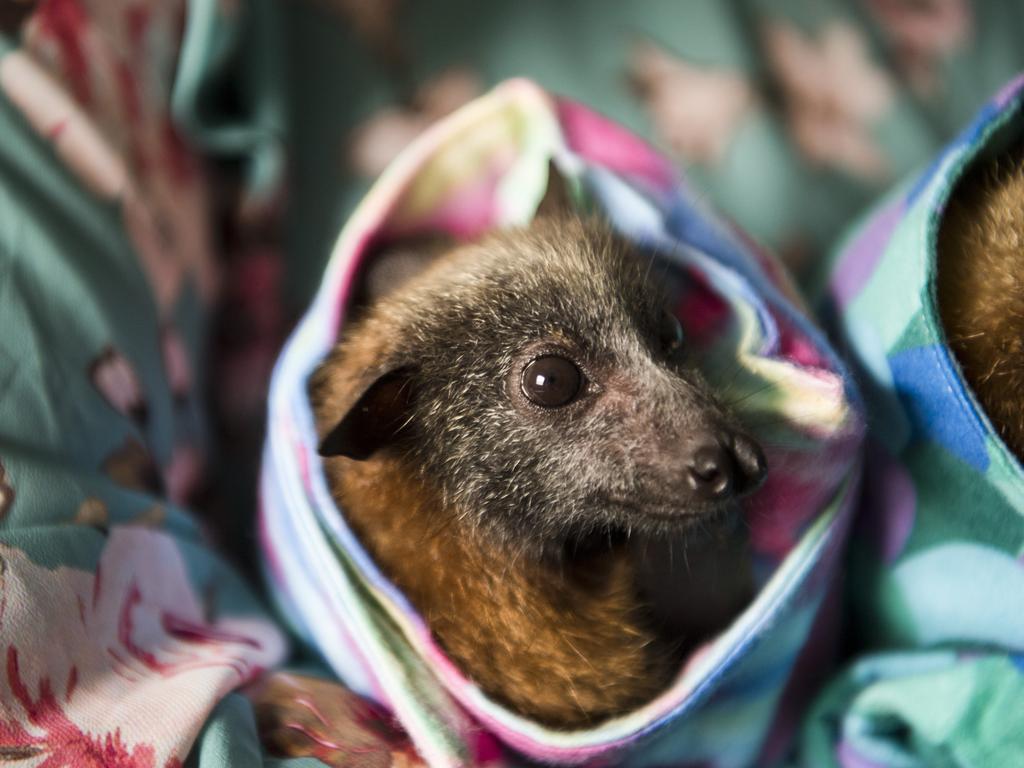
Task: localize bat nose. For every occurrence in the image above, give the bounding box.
[685,432,767,501]
[731,432,768,492]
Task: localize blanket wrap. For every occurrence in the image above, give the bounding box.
[801,73,1024,768]
[260,80,864,767]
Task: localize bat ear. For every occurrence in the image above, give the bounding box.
[536,159,575,218]
[317,367,416,460]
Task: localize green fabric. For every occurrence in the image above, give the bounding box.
[791,73,1024,768]
[176,0,285,199]
[0,1,308,765]
[802,653,1024,768]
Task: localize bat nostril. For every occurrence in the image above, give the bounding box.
[685,432,767,501]
[730,433,767,492]
[686,443,733,499]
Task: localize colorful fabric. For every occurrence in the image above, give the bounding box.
[283,0,1024,307]
[260,80,865,767]
[0,10,282,768]
[0,2,369,766]
[801,73,1024,767]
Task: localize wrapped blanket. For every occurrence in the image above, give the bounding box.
[803,74,1024,767]
[260,80,864,767]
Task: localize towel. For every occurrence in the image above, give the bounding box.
[260,80,864,767]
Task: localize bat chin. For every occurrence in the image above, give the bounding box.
[500,496,740,563]
[598,494,739,537]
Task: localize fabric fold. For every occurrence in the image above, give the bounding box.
[261,79,864,767]
[802,72,1024,768]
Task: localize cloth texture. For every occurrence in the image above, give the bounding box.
[0,2,413,767]
[0,1,291,765]
[260,80,865,767]
[800,72,1024,768]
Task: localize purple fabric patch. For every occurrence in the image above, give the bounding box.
[994,72,1024,109]
[838,740,888,768]
[830,199,905,310]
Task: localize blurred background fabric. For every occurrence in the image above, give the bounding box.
[284,0,1024,309]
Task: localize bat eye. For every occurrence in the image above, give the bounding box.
[521,355,582,408]
[660,309,684,355]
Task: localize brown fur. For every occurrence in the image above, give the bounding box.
[331,452,674,727]
[937,144,1024,460]
[312,247,677,728]
[311,205,759,728]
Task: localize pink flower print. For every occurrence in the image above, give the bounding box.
[160,326,191,404]
[0,528,286,766]
[628,41,755,166]
[33,0,92,105]
[348,67,482,178]
[763,20,895,180]
[8,2,215,318]
[162,444,203,507]
[0,49,189,316]
[0,50,128,201]
[90,346,148,426]
[865,0,972,95]
[0,461,13,520]
[1,646,181,767]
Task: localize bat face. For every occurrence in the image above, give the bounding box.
[317,216,766,557]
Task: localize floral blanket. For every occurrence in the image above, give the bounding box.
[260,80,865,767]
[0,1,411,766]
[0,1,289,765]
